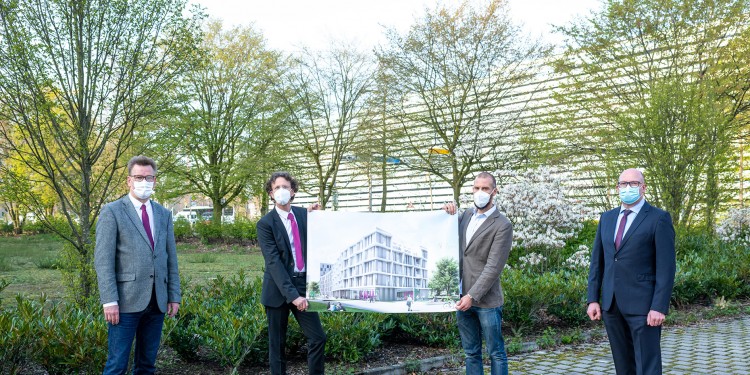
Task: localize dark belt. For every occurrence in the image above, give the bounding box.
[292,272,306,278]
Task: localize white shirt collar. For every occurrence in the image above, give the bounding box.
[127,193,151,211]
[620,198,646,215]
[474,204,497,218]
[275,205,292,219]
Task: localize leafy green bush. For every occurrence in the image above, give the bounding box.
[390,313,460,348]
[166,271,268,371]
[195,221,223,244]
[22,220,49,234]
[0,222,14,235]
[173,218,193,241]
[36,301,108,374]
[222,217,258,243]
[0,295,106,374]
[0,296,44,375]
[672,239,750,306]
[320,313,392,362]
[503,268,588,331]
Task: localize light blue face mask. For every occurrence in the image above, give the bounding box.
[619,186,641,205]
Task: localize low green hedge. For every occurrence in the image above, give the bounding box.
[191,218,259,244]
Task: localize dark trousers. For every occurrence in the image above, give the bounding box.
[265,278,326,375]
[603,297,663,375]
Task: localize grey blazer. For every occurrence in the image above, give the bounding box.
[94,195,181,313]
[458,207,513,308]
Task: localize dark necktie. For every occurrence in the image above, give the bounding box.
[614,209,632,250]
[288,212,304,271]
[141,204,154,250]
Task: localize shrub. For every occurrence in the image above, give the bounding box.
[672,238,750,306]
[195,221,223,244]
[0,296,44,375]
[0,222,14,235]
[222,217,258,243]
[389,313,460,348]
[319,313,392,362]
[495,167,593,251]
[36,301,108,374]
[503,268,588,331]
[173,218,193,241]
[716,207,750,247]
[166,271,268,371]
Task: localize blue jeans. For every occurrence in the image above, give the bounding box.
[457,305,508,375]
[102,298,165,375]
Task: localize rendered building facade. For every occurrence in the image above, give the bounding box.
[319,227,430,301]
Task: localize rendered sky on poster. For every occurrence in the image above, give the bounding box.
[307,210,460,313]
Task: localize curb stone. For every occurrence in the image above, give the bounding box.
[358,355,460,375]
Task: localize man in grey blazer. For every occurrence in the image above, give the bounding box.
[94,155,181,375]
[587,168,676,374]
[444,172,513,375]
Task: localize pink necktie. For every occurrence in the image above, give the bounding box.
[141,204,154,250]
[288,212,304,271]
[614,209,632,250]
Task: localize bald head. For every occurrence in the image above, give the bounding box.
[619,168,644,184]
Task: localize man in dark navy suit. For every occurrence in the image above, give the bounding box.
[257,171,326,375]
[587,168,676,375]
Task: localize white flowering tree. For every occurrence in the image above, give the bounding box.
[716,207,750,246]
[494,167,594,272]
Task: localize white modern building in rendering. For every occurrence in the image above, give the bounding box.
[319,227,430,301]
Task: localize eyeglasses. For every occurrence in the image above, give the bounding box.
[617,181,642,188]
[130,175,156,182]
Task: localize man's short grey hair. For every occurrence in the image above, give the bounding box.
[127,155,157,175]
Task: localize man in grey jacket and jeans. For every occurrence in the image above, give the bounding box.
[94,155,181,375]
[444,171,513,375]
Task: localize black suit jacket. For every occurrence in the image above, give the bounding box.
[587,201,676,315]
[258,206,308,308]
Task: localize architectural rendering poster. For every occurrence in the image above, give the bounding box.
[307,210,459,313]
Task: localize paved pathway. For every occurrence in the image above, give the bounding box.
[507,316,750,374]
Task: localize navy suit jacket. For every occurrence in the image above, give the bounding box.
[587,201,676,315]
[258,206,309,308]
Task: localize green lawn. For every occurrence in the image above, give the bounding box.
[0,235,264,306]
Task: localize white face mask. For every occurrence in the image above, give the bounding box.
[273,188,291,206]
[133,180,154,200]
[473,190,492,209]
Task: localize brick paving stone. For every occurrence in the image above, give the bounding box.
[505,316,750,374]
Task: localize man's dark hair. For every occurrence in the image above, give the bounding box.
[476,172,496,189]
[127,155,157,174]
[265,171,299,195]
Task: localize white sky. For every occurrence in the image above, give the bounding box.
[306,210,459,282]
[189,0,601,52]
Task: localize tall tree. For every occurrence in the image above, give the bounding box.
[349,67,406,211]
[153,20,283,223]
[0,0,200,301]
[553,0,750,227]
[275,45,375,208]
[377,0,548,204]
